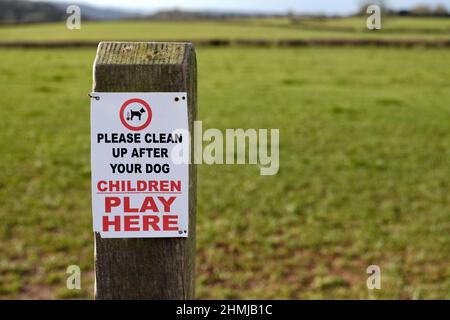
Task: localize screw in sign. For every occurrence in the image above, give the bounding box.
[120,98,152,131]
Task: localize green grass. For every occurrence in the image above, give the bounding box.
[0,17,449,43]
[295,16,450,32]
[0,46,450,299]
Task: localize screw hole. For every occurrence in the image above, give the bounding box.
[88,93,100,101]
[174,97,179,102]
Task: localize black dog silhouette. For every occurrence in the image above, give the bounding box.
[130,107,146,121]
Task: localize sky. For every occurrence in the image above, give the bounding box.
[36,0,450,15]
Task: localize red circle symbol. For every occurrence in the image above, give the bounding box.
[120,98,152,131]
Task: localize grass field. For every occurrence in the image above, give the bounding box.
[0,45,449,299]
[292,16,450,32]
[0,17,450,43]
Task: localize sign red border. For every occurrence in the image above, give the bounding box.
[120,98,152,131]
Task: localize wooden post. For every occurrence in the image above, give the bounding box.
[92,42,197,299]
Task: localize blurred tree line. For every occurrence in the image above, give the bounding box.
[357,1,449,17]
[0,0,66,24]
[1,0,449,25]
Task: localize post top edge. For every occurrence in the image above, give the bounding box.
[97,41,194,48]
[95,41,194,66]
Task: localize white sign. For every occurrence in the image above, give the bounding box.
[90,92,189,238]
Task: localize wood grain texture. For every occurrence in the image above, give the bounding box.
[93,42,197,300]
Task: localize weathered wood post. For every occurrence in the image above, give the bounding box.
[92,42,197,299]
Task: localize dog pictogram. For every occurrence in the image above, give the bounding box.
[120,99,152,131]
[130,107,146,121]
